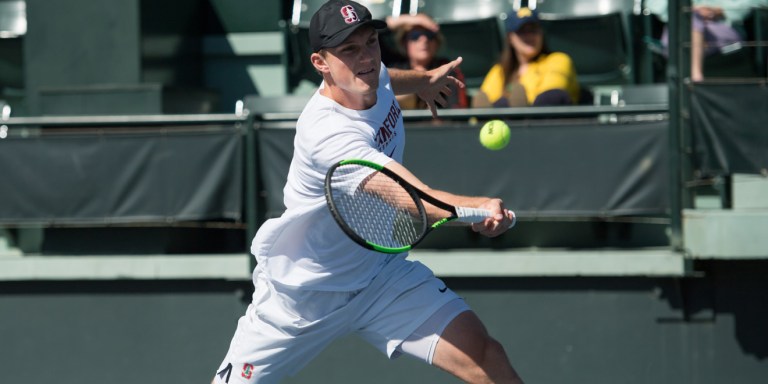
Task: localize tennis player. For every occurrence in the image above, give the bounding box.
[212,1,521,383]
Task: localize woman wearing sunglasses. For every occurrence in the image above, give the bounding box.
[386,14,469,110]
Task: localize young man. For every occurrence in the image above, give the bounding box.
[212,1,522,383]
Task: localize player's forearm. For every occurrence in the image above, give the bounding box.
[426,189,495,210]
[389,68,431,95]
[385,14,439,33]
[384,161,496,210]
[424,189,508,228]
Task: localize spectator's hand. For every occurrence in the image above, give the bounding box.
[470,198,516,238]
[416,57,465,118]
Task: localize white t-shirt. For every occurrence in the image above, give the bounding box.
[251,63,406,291]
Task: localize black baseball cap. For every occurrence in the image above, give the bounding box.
[309,0,388,52]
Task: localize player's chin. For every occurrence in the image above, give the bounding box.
[356,76,379,92]
[356,69,378,86]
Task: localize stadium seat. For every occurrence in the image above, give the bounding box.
[433,18,505,89]
[291,0,403,26]
[641,3,765,81]
[620,83,668,105]
[532,0,639,18]
[745,6,768,77]
[243,94,311,116]
[408,0,512,89]
[283,22,321,93]
[531,0,639,39]
[532,0,638,86]
[409,0,517,21]
[594,83,668,106]
[0,0,26,110]
[701,47,760,79]
[539,12,634,86]
[0,0,26,38]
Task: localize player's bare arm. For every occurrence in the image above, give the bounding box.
[389,57,465,118]
[385,13,440,33]
[383,160,514,236]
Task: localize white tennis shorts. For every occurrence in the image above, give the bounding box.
[213,256,469,384]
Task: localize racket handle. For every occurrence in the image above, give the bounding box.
[454,207,494,223]
[455,207,517,228]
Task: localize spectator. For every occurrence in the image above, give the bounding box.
[474,7,581,108]
[380,13,439,65]
[386,14,469,109]
[645,0,768,81]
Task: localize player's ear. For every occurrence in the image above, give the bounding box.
[311,51,330,74]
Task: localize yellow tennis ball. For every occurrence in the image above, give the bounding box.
[479,120,510,150]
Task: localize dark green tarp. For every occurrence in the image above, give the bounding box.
[691,82,768,176]
[258,120,670,218]
[0,126,242,224]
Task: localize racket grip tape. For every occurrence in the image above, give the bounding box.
[455,207,517,228]
[454,207,494,223]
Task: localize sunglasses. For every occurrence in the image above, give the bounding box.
[406,30,437,41]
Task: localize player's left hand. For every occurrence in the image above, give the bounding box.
[471,198,515,237]
[417,57,465,119]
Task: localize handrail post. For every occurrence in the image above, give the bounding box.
[244,110,258,265]
[667,0,692,252]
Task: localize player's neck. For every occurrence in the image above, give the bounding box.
[320,84,377,110]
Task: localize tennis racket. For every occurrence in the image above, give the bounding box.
[324,159,516,253]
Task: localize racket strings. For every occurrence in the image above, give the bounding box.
[329,164,424,248]
[421,200,454,226]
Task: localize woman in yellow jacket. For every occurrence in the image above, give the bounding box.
[475,8,581,107]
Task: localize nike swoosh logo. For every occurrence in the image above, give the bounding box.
[387,145,397,157]
[439,287,448,293]
[217,363,232,383]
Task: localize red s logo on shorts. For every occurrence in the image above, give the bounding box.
[241,363,254,379]
[340,5,359,24]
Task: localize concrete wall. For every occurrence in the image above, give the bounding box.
[2,262,767,384]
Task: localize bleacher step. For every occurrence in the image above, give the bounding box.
[410,248,687,277]
[684,209,768,259]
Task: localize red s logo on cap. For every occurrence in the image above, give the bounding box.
[340,5,359,24]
